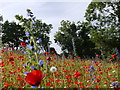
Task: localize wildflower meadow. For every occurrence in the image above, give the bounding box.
[0,46,120,89]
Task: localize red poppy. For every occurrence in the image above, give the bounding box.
[46,57,51,61]
[46,82,51,86]
[20,42,26,47]
[96,54,100,57]
[0,61,5,67]
[67,80,72,83]
[66,75,72,79]
[73,72,81,78]
[25,70,43,86]
[51,51,55,53]
[104,81,108,84]
[95,79,101,82]
[114,65,119,68]
[56,79,60,83]
[80,85,85,88]
[44,52,49,55]
[7,57,14,61]
[79,82,83,85]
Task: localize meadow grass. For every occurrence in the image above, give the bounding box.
[0,50,119,89]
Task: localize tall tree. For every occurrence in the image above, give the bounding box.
[54,20,95,57]
[2,21,25,47]
[0,14,3,47]
[85,1,120,53]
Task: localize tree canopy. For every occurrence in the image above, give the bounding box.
[2,21,25,47]
[54,20,96,57]
[84,1,120,52]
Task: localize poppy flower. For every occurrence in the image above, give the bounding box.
[73,72,81,78]
[46,82,51,86]
[46,57,51,61]
[20,42,26,47]
[0,61,5,67]
[44,52,48,55]
[7,57,14,61]
[25,70,43,86]
[51,51,55,54]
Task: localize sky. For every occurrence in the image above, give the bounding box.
[0,0,92,53]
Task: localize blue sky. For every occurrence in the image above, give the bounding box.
[0,0,92,53]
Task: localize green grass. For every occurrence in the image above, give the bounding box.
[0,50,120,88]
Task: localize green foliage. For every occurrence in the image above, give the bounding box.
[85,1,120,52]
[2,21,25,47]
[54,20,95,57]
[15,9,53,51]
[0,14,3,46]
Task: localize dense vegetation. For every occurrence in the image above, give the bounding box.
[0,0,120,89]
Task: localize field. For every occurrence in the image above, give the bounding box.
[0,48,120,89]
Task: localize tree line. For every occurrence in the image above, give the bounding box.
[1,1,120,58]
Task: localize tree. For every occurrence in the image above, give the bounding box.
[54,20,95,57]
[15,9,53,52]
[0,14,3,46]
[2,21,25,47]
[84,1,120,54]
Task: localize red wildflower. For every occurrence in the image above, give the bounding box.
[25,70,43,86]
[110,78,116,81]
[56,79,60,83]
[114,65,119,68]
[51,51,55,53]
[9,61,14,64]
[73,72,81,78]
[17,77,23,81]
[0,61,5,67]
[80,85,85,88]
[111,54,117,59]
[107,67,112,70]
[7,57,14,61]
[95,85,100,89]
[99,72,103,75]
[67,85,71,87]
[49,78,54,82]
[44,52,49,55]
[46,82,51,86]
[74,81,79,84]
[95,79,101,82]
[4,82,9,88]
[9,83,13,86]
[67,80,72,83]
[66,75,72,79]
[46,57,51,61]
[104,81,108,84]
[79,82,83,85]
[97,67,101,71]
[110,59,113,61]
[20,42,26,47]
[96,54,100,57]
